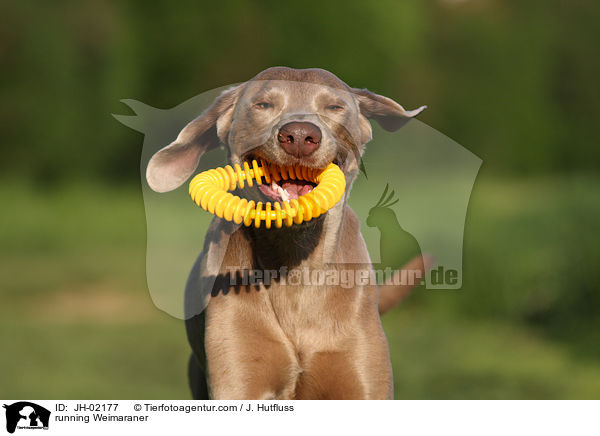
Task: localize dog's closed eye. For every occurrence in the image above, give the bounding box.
[254,101,273,109]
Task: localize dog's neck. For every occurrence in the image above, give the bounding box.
[242,203,345,270]
[242,217,324,270]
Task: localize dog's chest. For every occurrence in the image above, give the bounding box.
[263,280,365,348]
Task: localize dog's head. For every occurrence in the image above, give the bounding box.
[146,67,425,205]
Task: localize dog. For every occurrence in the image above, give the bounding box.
[146,67,427,399]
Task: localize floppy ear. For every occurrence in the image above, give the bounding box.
[352,88,426,133]
[146,85,242,193]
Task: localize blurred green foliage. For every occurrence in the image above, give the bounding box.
[1,0,599,182]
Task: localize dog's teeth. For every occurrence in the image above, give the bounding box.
[270,181,289,201]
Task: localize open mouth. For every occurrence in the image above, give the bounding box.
[258,177,316,202]
[243,156,320,202]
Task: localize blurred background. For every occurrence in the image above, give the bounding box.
[1,0,599,399]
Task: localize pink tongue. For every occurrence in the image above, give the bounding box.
[258,184,280,200]
[281,181,313,199]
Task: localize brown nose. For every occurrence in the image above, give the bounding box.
[277,122,322,157]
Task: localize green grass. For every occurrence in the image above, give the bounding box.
[1,175,599,399]
[384,310,600,399]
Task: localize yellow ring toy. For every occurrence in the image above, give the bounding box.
[188,160,346,228]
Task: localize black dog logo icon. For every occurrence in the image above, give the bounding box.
[3,402,50,434]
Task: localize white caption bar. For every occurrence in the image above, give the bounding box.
[1,400,598,435]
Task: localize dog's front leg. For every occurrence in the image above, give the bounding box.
[203,294,301,400]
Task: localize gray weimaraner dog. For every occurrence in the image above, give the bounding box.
[146,67,427,399]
